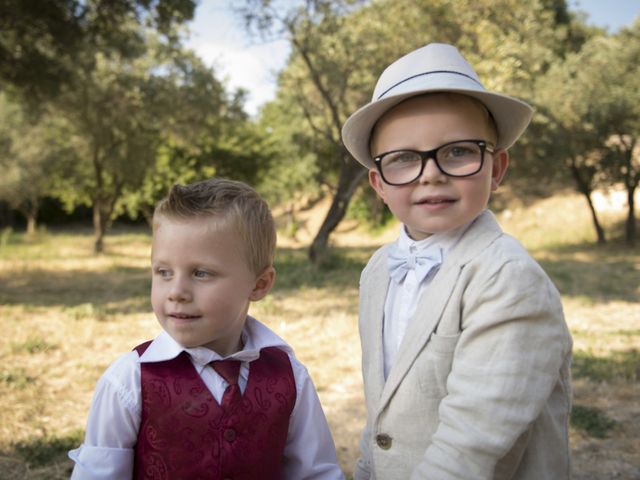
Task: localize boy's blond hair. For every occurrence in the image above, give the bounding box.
[153,178,276,275]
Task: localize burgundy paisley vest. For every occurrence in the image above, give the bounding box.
[132,342,296,480]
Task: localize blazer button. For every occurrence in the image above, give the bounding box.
[376,433,392,450]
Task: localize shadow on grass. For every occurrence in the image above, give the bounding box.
[2,232,636,309]
[533,240,639,303]
[0,245,374,312]
[277,241,639,303]
[572,348,640,383]
[11,430,82,468]
[279,239,639,304]
[0,246,369,320]
[46,223,151,237]
[274,246,375,292]
[0,430,81,478]
[0,265,150,313]
[570,404,618,439]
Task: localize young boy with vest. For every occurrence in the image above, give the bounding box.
[69,178,344,479]
[341,43,573,479]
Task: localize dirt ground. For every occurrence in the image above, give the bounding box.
[569,379,640,479]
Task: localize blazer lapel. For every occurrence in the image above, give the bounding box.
[378,262,462,410]
[377,211,503,411]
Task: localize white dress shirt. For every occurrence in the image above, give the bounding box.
[69,316,344,479]
[383,216,478,378]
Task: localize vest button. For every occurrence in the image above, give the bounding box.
[224,428,237,442]
[376,433,392,450]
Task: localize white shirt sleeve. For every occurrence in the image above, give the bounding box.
[68,351,141,479]
[282,354,345,480]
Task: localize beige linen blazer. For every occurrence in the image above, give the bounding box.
[355,210,572,480]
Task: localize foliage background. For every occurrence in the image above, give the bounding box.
[1,0,638,255]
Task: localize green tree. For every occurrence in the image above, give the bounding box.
[242,0,374,263]
[537,24,640,244]
[0,0,196,101]
[0,0,200,246]
[0,95,78,234]
[53,37,268,251]
[54,39,169,252]
[257,98,322,239]
[607,22,640,244]
[119,47,276,226]
[118,49,250,224]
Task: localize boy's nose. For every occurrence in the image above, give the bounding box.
[418,157,447,184]
[168,278,192,303]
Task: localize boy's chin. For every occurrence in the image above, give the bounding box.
[405,226,434,241]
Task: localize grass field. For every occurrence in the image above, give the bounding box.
[0,190,638,479]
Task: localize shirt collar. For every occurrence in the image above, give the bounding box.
[139,316,293,375]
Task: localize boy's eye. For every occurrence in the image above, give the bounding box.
[441,143,480,159]
[449,146,472,157]
[383,151,420,166]
[193,270,210,278]
[155,268,172,278]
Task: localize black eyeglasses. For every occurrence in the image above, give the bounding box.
[373,139,495,186]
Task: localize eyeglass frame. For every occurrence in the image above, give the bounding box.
[372,139,495,186]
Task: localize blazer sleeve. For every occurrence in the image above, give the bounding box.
[412,256,571,479]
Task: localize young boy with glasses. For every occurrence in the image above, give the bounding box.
[342,43,572,479]
[69,178,343,479]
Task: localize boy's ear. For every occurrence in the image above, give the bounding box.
[250,266,276,301]
[490,149,510,191]
[368,169,388,202]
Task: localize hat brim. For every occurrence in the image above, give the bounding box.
[342,83,533,169]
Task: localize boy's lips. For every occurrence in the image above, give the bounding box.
[168,313,201,320]
[414,195,456,205]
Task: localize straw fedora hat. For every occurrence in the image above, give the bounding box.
[341,43,534,168]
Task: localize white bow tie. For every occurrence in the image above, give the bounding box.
[387,245,443,284]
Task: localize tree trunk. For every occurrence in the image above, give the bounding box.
[26,214,37,237]
[93,202,107,253]
[286,200,297,240]
[620,142,638,246]
[20,199,39,237]
[583,192,606,245]
[569,160,606,244]
[309,159,367,263]
[625,184,637,246]
[138,203,154,228]
[93,191,121,254]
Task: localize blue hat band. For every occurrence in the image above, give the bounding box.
[376,70,484,100]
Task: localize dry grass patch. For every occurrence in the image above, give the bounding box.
[0,191,638,478]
